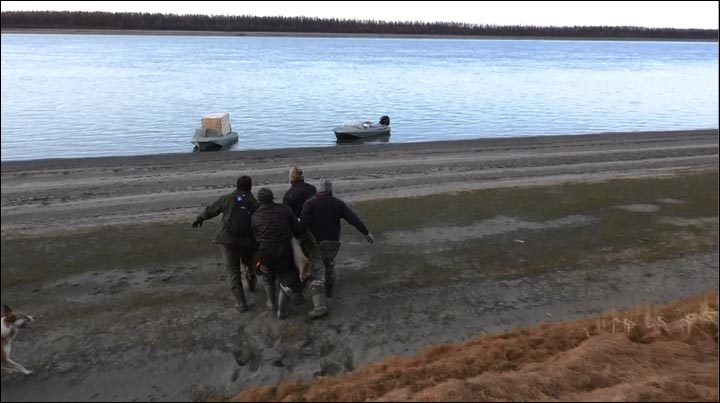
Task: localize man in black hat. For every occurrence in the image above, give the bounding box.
[192,176,259,312]
[251,187,303,319]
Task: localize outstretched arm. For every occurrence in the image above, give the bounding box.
[193,196,224,227]
[340,201,369,236]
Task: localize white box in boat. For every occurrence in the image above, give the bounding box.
[201,112,231,135]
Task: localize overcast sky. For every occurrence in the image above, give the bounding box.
[1,1,718,29]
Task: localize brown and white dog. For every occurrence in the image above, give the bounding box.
[1,305,34,375]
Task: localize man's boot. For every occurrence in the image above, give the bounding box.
[232,284,250,312]
[247,272,257,293]
[263,280,277,312]
[308,290,329,319]
[277,289,291,320]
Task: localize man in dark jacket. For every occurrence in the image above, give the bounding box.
[283,166,316,217]
[300,178,374,319]
[251,188,304,319]
[192,176,259,312]
[283,166,317,284]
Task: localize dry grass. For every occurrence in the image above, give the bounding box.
[228,293,718,402]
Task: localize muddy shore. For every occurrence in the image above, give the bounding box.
[1,130,718,401]
[2,130,718,236]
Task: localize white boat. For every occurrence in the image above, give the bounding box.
[333,115,391,141]
[191,112,239,151]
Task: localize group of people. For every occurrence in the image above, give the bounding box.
[192,167,373,320]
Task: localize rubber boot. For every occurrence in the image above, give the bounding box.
[308,291,329,319]
[277,290,290,320]
[263,281,277,312]
[247,272,257,293]
[232,285,250,312]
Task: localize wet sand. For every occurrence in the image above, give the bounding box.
[1,130,718,401]
[2,129,718,237]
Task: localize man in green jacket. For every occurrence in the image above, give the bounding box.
[192,176,259,311]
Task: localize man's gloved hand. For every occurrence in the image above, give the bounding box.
[192,217,203,228]
[365,233,375,244]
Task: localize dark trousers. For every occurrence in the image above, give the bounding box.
[257,242,301,297]
[220,239,257,305]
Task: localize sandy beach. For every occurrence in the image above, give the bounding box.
[1,129,718,401]
[2,129,718,236]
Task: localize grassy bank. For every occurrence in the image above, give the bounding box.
[229,292,719,402]
[2,171,717,289]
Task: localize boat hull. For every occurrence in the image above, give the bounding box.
[191,131,239,151]
[333,127,391,141]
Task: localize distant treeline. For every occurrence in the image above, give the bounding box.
[2,11,718,40]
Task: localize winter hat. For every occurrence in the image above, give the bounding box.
[257,188,274,204]
[318,178,333,194]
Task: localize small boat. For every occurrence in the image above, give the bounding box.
[191,112,239,151]
[192,129,238,151]
[333,115,390,141]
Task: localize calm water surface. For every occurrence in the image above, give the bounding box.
[1,34,717,161]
